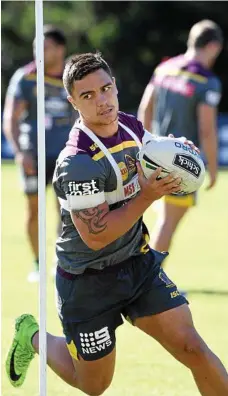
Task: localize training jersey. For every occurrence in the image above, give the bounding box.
[53,112,151,274]
[151,55,222,146]
[6,61,75,158]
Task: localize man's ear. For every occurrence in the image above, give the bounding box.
[67,95,73,104]
[67,95,78,110]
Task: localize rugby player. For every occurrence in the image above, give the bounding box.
[138,20,223,256]
[6,53,228,395]
[3,25,75,282]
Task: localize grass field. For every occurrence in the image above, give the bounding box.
[1,161,228,396]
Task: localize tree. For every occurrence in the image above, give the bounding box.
[1,1,228,112]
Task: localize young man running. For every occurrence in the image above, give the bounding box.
[6,52,228,395]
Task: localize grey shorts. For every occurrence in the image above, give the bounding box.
[19,156,57,194]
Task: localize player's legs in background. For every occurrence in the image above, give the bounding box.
[150,195,194,260]
[135,305,228,396]
[19,161,40,282]
[25,193,39,282]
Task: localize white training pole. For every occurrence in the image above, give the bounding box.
[35,1,47,395]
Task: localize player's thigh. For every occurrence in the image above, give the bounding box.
[19,162,39,198]
[135,304,209,366]
[163,193,196,224]
[135,303,192,345]
[18,159,39,218]
[72,346,116,394]
[56,270,123,391]
[25,193,38,218]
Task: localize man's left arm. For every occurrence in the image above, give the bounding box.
[197,77,222,189]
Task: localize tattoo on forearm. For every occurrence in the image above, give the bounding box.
[73,207,107,235]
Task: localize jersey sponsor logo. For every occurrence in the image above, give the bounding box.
[67,179,100,196]
[80,327,112,355]
[124,174,140,198]
[173,154,201,178]
[205,90,221,106]
[124,182,135,197]
[89,143,99,152]
[125,154,136,174]
[118,162,129,181]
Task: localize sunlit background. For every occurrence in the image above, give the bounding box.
[1,2,228,395]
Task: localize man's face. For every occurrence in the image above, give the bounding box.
[33,37,65,68]
[68,68,119,126]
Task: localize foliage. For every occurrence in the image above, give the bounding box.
[1,1,228,112]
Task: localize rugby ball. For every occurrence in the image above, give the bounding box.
[138,136,205,195]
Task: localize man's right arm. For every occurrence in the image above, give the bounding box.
[3,94,27,154]
[3,70,36,174]
[70,165,181,251]
[71,190,153,251]
[3,69,29,154]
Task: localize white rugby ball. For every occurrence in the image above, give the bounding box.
[138,136,205,195]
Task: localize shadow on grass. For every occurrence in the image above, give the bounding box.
[187,289,228,296]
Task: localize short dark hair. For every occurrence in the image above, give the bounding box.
[63,52,112,95]
[43,25,66,46]
[187,20,223,49]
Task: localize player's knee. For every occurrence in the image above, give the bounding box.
[26,212,38,229]
[178,330,209,368]
[86,388,108,396]
[157,218,177,237]
[82,379,111,396]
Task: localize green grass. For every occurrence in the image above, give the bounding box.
[1,162,228,396]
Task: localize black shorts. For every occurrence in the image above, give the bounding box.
[19,157,57,195]
[56,249,187,362]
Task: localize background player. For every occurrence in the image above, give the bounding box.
[138,20,223,257]
[3,25,75,282]
[6,53,228,396]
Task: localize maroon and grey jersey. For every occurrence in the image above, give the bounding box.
[53,112,151,274]
[6,61,74,158]
[151,55,222,146]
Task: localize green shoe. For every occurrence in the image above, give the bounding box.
[6,314,39,387]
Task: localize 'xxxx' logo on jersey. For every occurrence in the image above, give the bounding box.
[118,162,128,181]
